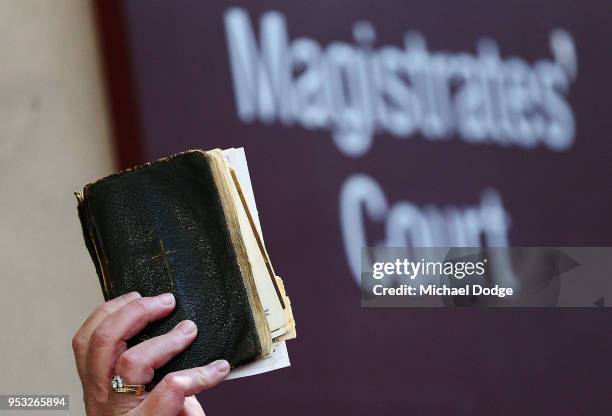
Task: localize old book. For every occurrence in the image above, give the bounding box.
[75,148,295,385]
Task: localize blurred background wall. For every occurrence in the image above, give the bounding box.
[0,1,113,414]
[103,1,612,415]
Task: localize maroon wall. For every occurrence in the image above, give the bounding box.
[95,1,612,414]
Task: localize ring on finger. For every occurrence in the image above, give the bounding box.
[111,375,145,396]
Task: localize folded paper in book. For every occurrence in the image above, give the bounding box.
[223,147,295,378]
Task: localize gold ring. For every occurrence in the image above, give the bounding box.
[111,375,145,396]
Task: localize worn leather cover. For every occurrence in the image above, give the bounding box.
[76,151,262,386]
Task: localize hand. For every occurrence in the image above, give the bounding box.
[72,292,230,415]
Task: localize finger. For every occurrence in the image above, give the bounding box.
[72,292,141,379]
[178,396,205,416]
[138,360,230,415]
[86,293,176,389]
[115,320,198,384]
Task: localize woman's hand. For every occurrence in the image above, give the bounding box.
[72,292,230,415]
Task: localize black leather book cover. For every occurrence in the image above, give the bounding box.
[76,151,262,386]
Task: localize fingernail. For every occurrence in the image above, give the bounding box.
[175,320,196,335]
[211,359,230,373]
[159,293,175,305]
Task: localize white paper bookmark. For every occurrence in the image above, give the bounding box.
[222,147,291,379]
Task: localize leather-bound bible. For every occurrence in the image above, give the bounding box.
[75,148,295,385]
